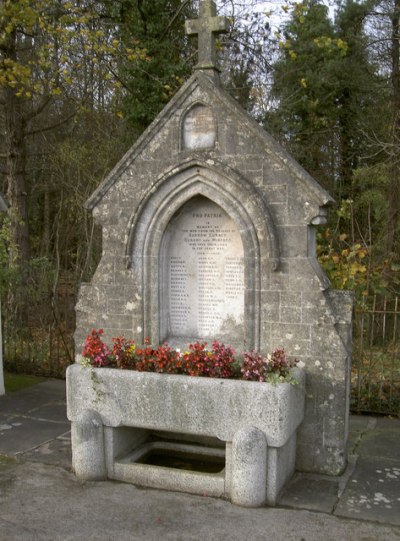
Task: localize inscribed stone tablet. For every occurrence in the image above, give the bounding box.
[183,105,216,149]
[162,196,244,341]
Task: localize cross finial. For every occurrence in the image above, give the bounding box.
[185,0,229,73]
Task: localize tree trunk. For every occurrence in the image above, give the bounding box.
[388,0,400,255]
[2,29,31,331]
[3,30,31,268]
[41,188,51,258]
[4,91,30,267]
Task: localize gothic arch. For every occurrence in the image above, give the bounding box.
[126,161,280,349]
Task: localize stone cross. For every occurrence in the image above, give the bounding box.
[185,0,229,71]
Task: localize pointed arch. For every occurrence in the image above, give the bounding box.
[126,160,280,349]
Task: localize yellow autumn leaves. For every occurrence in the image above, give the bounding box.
[0,0,149,101]
[318,230,369,291]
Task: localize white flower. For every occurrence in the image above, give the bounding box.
[297,360,306,368]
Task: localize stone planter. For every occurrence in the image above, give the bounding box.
[66,364,305,507]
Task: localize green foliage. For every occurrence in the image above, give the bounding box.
[0,0,147,100]
[318,227,369,293]
[0,216,18,296]
[30,109,127,278]
[268,0,399,302]
[3,256,56,322]
[221,8,274,115]
[318,198,400,297]
[267,0,382,197]
[110,0,196,133]
[267,1,339,190]
[352,163,390,241]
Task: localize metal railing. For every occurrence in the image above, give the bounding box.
[3,282,75,378]
[352,296,400,415]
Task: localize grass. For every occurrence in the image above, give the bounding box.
[3,372,46,393]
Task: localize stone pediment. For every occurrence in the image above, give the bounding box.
[85,71,334,214]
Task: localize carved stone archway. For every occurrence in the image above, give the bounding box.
[127,161,279,349]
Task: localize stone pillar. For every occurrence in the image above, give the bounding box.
[71,410,107,480]
[231,426,267,507]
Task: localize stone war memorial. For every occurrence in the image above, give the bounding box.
[67,1,353,507]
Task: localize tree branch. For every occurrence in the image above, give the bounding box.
[25,109,77,137]
[159,0,191,41]
[23,96,52,123]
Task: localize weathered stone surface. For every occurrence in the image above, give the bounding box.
[182,104,216,149]
[231,427,267,507]
[73,56,352,475]
[67,364,305,506]
[71,409,106,481]
[67,365,305,447]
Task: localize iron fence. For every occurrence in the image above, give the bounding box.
[3,279,75,378]
[352,295,400,415]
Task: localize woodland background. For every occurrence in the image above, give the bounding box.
[1,0,399,412]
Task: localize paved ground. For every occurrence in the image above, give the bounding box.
[0,379,400,540]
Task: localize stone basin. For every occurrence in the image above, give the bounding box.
[67,364,305,507]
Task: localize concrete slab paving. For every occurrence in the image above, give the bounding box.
[348,415,374,432]
[1,380,400,540]
[376,416,400,429]
[28,401,69,423]
[0,460,400,541]
[0,380,65,416]
[0,415,71,454]
[278,473,339,513]
[347,415,377,453]
[20,432,72,470]
[334,455,400,525]
[334,415,400,525]
[0,379,69,456]
[0,391,56,415]
[357,425,400,460]
[0,414,22,432]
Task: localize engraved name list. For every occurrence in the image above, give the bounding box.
[164,197,244,339]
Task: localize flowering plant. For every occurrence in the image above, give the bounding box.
[80,329,300,384]
[81,329,112,367]
[241,348,296,383]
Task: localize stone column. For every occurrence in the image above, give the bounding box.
[71,409,107,480]
[231,426,267,507]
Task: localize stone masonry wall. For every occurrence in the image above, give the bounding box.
[75,73,352,476]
